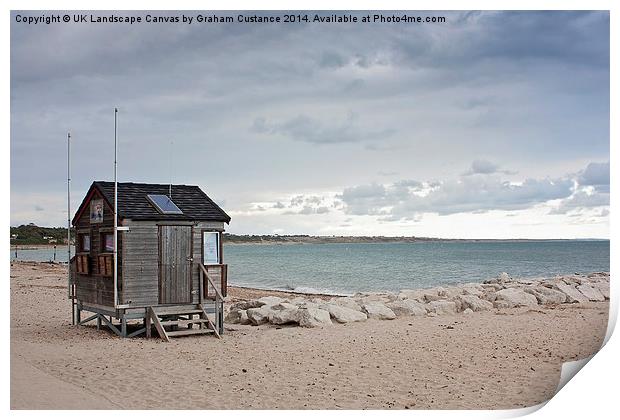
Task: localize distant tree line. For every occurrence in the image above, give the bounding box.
[10,224,73,245]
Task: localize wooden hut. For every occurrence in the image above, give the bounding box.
[69,181,231,340]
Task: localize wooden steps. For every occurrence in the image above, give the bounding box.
[147,305,220,341]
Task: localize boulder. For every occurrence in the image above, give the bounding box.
[246,306,273,325]
[423,293,444,303]
[577,284,605,302]
[482,283,504,292]
[321,304,367,323]
[386,299,427,317]
[461,286,485,298]
[456,295,493,312]
[463,308,474,315]
[358,293,393,304]
[398,289,426,302]
[269,302,300,325]
[443,286,465,299]
[426,300,457,315]
[524,286,567,305]
[224,308,245,324]
[297,307,332,328]
[229,300,262,311]
[361,302,397,320]
[553,282,589,304]
[499,272,512,282]
[493,288,538,308]
[289,297,308,306]
[257,296,284,307]
[333,297,363,312]
[593,282,610,300]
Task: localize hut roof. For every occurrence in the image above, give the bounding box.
[73,181,231,224]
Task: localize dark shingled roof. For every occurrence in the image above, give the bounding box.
[77,181,230,223]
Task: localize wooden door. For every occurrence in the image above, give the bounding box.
[159,225,193,304]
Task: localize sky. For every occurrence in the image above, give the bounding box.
[10,10,610,238]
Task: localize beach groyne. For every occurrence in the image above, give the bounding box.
[225,272,610,327]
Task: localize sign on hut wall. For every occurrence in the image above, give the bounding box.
[203,232,220,264]
[90,199,104,224]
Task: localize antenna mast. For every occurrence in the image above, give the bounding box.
[67,132,74,324]
[113,108,119,308]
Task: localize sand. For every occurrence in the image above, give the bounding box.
[10,261,608,410]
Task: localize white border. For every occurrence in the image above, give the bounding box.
[4,1,616,419]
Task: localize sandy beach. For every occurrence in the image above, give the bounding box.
[10,261,608,410]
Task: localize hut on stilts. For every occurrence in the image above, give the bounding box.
[69,181,230,340]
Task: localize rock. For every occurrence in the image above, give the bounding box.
[482,283,504,292]
[593,282,610,299]
[297,301,320,310]
[426,300,457,315]
[423,293,444,303]
[398,289,426,302]
[493,288,538,308]
[256,296,284,307]
[443,286,465,299]
[224,308,245,324]
[289,297,308,306]
[386,299,427,317]
[577,284,605,302]
[456,295,493,312]
[269,302,300,325]
[246,306,273,325]
[461,286,485,298]
[524,286,567,305]
[499,272,511,282]
[229,300,262,311]
[553,282,589,304]
[463,308,474,315]
[321,304,367,323]
[361,302,397,320]
[358,293,393,304]
[297,307,332,328]
[333,297,363,312]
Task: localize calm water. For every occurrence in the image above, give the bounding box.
[11,241,609,295]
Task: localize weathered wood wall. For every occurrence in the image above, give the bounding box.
[74,190,119,307]
[121,220,225,307]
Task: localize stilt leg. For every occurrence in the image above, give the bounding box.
[121,317,127,338]
[145,316,151,339]
[97,315,101,330]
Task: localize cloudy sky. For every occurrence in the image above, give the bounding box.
[10,10,609,238]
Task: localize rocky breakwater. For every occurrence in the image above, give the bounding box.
[224,272,610,328]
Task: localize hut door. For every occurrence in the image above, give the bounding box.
[158,225,193,304]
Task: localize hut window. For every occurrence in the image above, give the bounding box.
[146,194,183,214]
[81,234,90,252]
[102,233,114,252]
[203,232,220,264]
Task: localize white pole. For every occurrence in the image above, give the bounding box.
[67,132,73,324]
[114,108,118,308]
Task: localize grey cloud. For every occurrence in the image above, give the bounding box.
[10,10,609,234]
[339,175,574,220]
[578,161,609,191]
[463,159,516,176]
[251,114,395,145]
[272,201,286,209]
[549,190,610,215]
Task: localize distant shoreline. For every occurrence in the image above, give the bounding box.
[11,237,609,248]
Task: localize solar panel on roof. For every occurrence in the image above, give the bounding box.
[146,194,183,214]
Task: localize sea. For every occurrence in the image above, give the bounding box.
[11,240,610,295]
